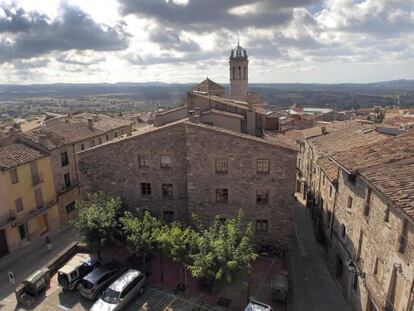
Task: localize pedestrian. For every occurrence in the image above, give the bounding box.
[45,236,53,251]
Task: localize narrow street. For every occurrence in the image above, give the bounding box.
[288,200,349,311]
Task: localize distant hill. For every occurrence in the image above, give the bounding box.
[1,80,413,109]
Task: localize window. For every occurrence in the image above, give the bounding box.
[18,224,27,240]
[384,205,390,223]
[99,138,102,144]
[215,158,228,174]
[398,219,408,254]
[160,155,172,168]
[106,134,109,141]
[162,184,173,199]
[9,169,18,184]
[341,224,346,239]
[81,143,85,151]
[216,188,228,203]
[60,151,69,167]
[329,185,333,198]
[374,257,383,281]
[255,220,268,233]
[114,131,118,138]
[34,188,43,209]
[347,196,353,209]
[138,155,149,168]
[30,161,41,185]
[65,201,76,214]
[64,173,71,189]
[256,190,269,204]
[163,211,174,223]
[141,183,151,197]
[15,198,23,212]
[257,159,270,174]
[366,188,372,205]
[90,140,95,148]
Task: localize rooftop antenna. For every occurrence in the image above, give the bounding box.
[237,34,240,47]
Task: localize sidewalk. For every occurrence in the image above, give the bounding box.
[0,225,78,301]
[287,198,349,311]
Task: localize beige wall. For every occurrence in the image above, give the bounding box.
[154,106,188,127]
[199,113,242,133]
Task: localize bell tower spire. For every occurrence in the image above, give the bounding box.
[229,40,248,101]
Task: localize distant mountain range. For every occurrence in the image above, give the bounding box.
[1,79,413,109]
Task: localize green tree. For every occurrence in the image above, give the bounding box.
[73,192,123,258]
[157,223,198,290]
[121,211,161,273]
[189,210,257,291]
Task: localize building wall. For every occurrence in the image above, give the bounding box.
[76,122,297,249]
[185,125,296,248]
[329,170,414,311]
[0,156,59,254]
[199,113,242,133]
[154,106,188,127]
[76,125,189,222]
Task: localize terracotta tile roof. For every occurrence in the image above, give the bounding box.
[302,121,390,156]
[263,131,299,151]
[0,143,46,170]
[318,156,339,182]
[360,162,414,221]
[331,131,414,173]
[21,114,133,150]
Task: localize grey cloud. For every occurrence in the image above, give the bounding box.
[0,3,129,63]
[0,6,48,33]
[118,0,318,32]
[148,26,200,52]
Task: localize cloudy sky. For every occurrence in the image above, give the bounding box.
[0,0,413,84]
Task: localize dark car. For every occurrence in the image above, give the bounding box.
[77,263,123,300]
[58,258,99,290]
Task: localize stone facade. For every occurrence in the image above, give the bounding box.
[76,121,297,249]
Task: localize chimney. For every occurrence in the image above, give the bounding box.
[88,118,94,131]
[39,135,48,148]
[321,126,327,135]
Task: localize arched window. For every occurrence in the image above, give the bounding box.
[232,67,235,80]
[238,65,241,80]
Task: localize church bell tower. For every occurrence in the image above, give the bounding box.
[229,41,248,101]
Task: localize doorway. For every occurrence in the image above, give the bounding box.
[0,229,9,258]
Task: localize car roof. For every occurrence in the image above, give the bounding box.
[58,254,94,274]
[84,266,111,283]
[108,269,141,292]
[245,300,272,311]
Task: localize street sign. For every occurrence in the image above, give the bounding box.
[8,271,15,285]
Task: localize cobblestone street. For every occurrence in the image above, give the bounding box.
[287,200,349,311]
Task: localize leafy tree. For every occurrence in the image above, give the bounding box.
[189,210,257,291]
[121,211,161,273]
[73,192,123,258]
[157,223,198,290]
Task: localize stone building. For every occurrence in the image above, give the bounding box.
[0,143,59,257]
[17,113,134,225]
[327,132,414,311]
[75,119,298,249]
[154,42,267,135]
[295,121,414,310]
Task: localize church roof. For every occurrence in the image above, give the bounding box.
[230,43,247,60]
[192,78,224,92]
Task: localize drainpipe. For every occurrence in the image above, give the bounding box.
[330,165,341,240]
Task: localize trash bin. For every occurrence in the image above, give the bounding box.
[271,273,288,302]
[22,269,48,296]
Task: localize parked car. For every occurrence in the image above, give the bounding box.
[77,263,122,300]
[90,269,146,311]
[58,258,98,290]
[244,299,273,311]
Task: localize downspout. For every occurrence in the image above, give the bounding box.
[330,165,341,239]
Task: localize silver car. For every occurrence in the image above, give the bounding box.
[77,264,121,300]
[90,269,145,311]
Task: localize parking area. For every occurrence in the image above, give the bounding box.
[4,285,216,311]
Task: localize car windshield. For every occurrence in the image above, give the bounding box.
[101,288,120,304]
